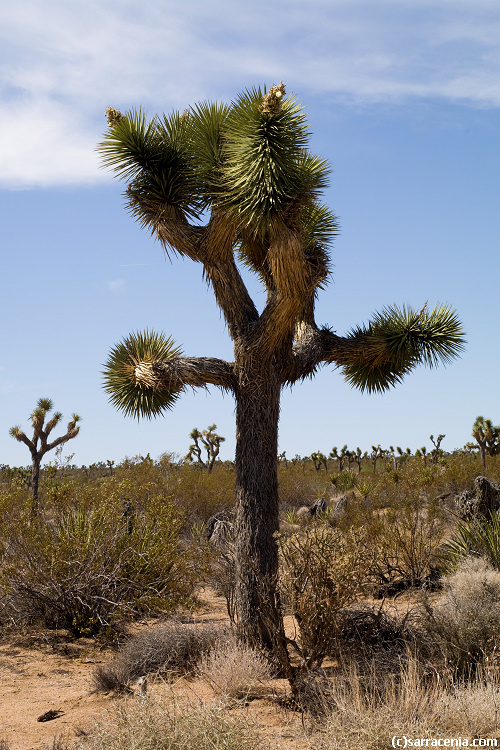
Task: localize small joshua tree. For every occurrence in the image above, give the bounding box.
[9,398,81,519]
[472,416,500,468]
[185,424,225,472]
[330,445,348,472]
[310,450,328,471]
[429,433,445,464]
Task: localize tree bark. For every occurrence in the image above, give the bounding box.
[31,453,41,521]
[233,362,281,646]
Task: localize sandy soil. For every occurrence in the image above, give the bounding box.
[0,590,313,750]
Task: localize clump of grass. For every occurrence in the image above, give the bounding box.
[79,696,267,750]
[93,619,224,692]
[309,657,500,750]
[197,634,272,699]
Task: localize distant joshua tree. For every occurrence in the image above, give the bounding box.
[185,424,225,472]
[9,398,81,519]
[472,416,500,468]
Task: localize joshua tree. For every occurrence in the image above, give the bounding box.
[330,444,348,472]
[185,424,225,472]
[99,84,464,645]
[416,445,428,466]
[9,398,81,519]
[371,444,384,473]
[310,451,328,471]
[429,433,446,464]
[472,416,500,468]
[353,447,365,474]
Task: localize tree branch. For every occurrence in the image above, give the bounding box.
[156,211,260,341]
[135,356,237,393]
[45,428,81,454]
[283,326,382,385]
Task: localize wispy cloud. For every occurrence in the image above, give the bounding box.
[107,278,126,293]
[2,0,500,188]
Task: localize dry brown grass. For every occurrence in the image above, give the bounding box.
[308,657,500,749]
[197,633,272,699]
[93,619,225,692]
[425,556,500,670]
[75,695,268,750]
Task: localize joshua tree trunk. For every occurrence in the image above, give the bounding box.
[233,364,281,645]
[30,452,41,520]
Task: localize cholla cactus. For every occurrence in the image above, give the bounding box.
[10,398,81,519]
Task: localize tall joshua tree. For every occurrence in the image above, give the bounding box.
[99,84,465,645]
[9,398,81,519]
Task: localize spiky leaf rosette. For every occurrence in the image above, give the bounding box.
[103,331,183,419]
[339,303,465,393]
[220,86,330,242]
[97,108,203,231]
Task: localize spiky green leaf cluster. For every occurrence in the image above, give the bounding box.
[441,513,500,571]
[98,109,202,228]
[103,331,183,419]
[219,87,330,239]
[97,87,337,270]
[188,101,230,207]
[341,304,466,393]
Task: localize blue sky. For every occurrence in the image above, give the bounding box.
[1,0,499,467]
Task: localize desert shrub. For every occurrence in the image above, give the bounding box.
[366,494,448,590]
[170,463,235,525]
[93,620,224,691]
[278,462,328,507]
[197,633,272,699]
[334,604,430,672]
[207,534,237,624]
[0,496,195,636]
[276,524,369,670]
[310,658,500,750]
[332,470,357,493]
[424,556,500,671]
[78,696,267,750]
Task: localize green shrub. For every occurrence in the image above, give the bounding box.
[0,496,195,636]
[441,511,500,570]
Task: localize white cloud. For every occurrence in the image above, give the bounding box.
[2,0,500,187]
[107,278,126,292]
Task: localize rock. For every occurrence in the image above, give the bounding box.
[309,497,327,516]
[455,476,500,519]
[331,494,348,519]
[296,506,311,520]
